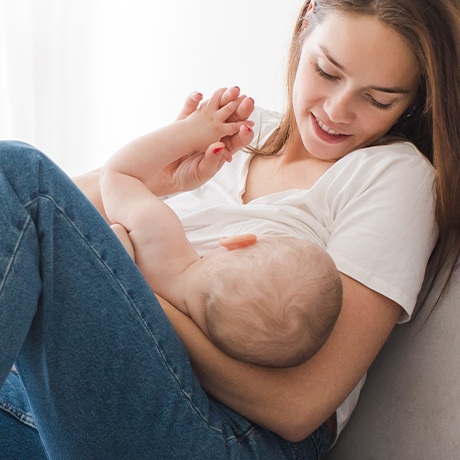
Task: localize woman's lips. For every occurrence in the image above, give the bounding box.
[311,114,350,144]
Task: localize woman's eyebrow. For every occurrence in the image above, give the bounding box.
[368,85,411,95]
[320,45,346,72]
[319,45,411,94]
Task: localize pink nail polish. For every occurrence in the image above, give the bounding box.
[213,147,224,154]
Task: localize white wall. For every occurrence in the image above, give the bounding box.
[0,1,302,175]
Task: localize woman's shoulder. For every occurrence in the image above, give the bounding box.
[347,141,433,170]
[334,141,435,187]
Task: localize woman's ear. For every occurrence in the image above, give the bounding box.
[219,234,257,251]
[301,0,316,30]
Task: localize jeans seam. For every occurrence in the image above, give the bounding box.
[0,214,31,296]
[226,425,259,444]
[0,400,37,429]
[30,194,235,441]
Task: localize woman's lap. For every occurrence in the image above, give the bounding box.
[0,141,329,459]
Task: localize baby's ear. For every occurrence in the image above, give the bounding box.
[219,234,257,251]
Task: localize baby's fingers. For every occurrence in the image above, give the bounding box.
[176,91,203,120]
[219,87,255,122]
[207,87,231,110]
[219,86,242,107]
[230,96,255,123]
[217,98,242,122]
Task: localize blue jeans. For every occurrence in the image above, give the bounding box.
[0,141,330,459]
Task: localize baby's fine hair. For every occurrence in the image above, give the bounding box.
[203,236,342,367]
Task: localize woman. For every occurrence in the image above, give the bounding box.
[1,0,459,458]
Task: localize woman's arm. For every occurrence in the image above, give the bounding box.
[158,272,401,442]
[74,170,401,441]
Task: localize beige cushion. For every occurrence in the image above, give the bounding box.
[326,270,460,459]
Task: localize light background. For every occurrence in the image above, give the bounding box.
[0,1,302,176]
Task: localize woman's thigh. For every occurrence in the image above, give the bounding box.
[0,142,329,459]
[0,372,329,460]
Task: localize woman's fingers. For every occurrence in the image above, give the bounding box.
[197,142,230,179]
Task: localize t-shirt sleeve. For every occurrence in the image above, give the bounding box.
[326,143,438,321]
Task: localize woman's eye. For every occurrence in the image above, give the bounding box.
[315,64,338,81]
[315,61,394,111]
[368,97,393,111]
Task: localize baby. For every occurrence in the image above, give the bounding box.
[101,88,342,367]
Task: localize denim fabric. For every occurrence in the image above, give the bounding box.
[0,371,49,459]
[0,141,329,459]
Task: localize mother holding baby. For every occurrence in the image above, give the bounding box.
[1,0,460,459]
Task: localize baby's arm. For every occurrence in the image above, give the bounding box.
[74,87,254,217]
[101,87,246,240]
[111,223,135,260]
[100,88,251,312]
[101,87,241,243]
[100,155,199,311]
[104,87,248,189]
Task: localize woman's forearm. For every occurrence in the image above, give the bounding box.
[157,295,328,441]
[157,273,401,443]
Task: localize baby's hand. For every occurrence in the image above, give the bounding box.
[218,87,255,156]
[151,87,254,196]
[176,91,204,121]
[177,86,255,157]
[182,87,251,152]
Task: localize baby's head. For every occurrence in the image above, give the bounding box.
[200,235,342,367]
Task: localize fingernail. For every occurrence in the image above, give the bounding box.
[245,125,252,132]
[213,147,224,154]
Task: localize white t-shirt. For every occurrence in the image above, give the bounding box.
[165,107,438,436]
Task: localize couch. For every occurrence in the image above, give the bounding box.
[325,266,460,459]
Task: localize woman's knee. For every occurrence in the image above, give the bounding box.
[0,141,49,186]
[0,140,43,164]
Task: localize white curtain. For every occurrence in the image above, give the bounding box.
[0,1,301,176]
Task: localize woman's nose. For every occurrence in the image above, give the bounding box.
[324,88,354,124]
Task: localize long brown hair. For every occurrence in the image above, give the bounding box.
[252,0,460,310]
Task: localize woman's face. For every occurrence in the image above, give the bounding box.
[292,10,420,161]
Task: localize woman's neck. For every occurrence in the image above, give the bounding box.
[242,131,336,203]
